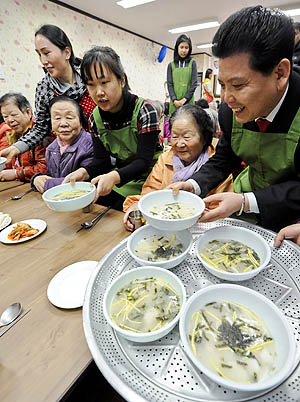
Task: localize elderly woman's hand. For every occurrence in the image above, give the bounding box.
[199,192,247,223]
[166,181,194,195]
[33,175,52,193]
[123,202,139,231]
[273,224,300,247]
[0,169,17,181]
[62,167,89,185]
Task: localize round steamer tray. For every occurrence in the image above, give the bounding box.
[83,218,300,402]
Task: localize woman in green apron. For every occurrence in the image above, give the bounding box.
[167,34,197,117]
[62,46,162,210]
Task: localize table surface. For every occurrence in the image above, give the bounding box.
[0,182,130,402]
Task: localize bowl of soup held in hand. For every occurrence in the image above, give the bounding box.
[42,182,96,212]
[195,226,271,281]
[0,157,7,172]
[138,189,205,231]
[127,224,193,269]
[179,284,296,392]
[103,266,186,342]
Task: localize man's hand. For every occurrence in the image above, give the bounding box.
[173,100,181,108]
[0,146,20,164]
[62,167,89,185]
[33,175,52,193]
[274,224,300,247]
[91,171,120,201]
[0,169,17,181]
[166,181,194,195]
[199,192,246,223]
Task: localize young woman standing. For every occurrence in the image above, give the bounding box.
[167,34,197,117]
[0,24,95,163]
[63,46,162,210]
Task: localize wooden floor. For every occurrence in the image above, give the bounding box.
[63,361,126,402]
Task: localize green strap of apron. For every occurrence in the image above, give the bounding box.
[169,60,194,116]
[93,98,161,198]
[231,109,300,223]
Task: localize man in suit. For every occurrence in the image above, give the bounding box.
[168,6,300,231]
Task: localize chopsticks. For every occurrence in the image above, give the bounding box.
[0,308,31,337]
[0,183,25,193]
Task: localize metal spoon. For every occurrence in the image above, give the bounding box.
[5,188,33,201]
[0,302,22,328]
[77,206,112,232]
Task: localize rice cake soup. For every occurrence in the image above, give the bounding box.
[200,239,260,273]
[49,189,90,201]
[149,202,195,219]
[135,234,184,261]
[189,301,276,383]
[111,277,181,333]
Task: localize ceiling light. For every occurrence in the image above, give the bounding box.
[283,8,300,17]
[117,0,155,8]
[169,21,219,34]
[197,43,213,49]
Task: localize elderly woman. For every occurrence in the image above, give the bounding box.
[31,95,93,193]
[123,104,233,230]
[0,92,47,182]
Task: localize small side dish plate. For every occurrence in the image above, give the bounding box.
[47,261,98,309]
[0,219,47,244]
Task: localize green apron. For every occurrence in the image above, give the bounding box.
[231,109,300,221]
[169,60,195,116]
[93,97,161,198]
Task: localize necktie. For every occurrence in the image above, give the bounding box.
[256,118,270,133]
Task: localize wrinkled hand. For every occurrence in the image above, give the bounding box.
[273,224,300,247]
[62,167,89,185]
[91,171,120,202]
[166,181,194,196]
[0,169,17,181]
[0,145,20,164]
[123,202,139,231]
[199,192,244,223]
[33,175,52,193]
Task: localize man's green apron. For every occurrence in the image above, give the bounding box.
[169,60,194,117]
[93,97,161,198]
[231,109,300,222]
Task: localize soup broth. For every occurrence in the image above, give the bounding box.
[50,189,90,201]
[111,277,181,333]
[149,202,195,219]
[135,234,184,261]
[200,239,260,273]
[189,301,276,383]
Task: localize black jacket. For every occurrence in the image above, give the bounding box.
[190,69,300,231]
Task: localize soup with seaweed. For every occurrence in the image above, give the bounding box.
[110,277,181,333]
[135,234,184,261]
[189,301,276,383]
[200,239,260,273]
[49,189,90,201]
[149,202,195,219]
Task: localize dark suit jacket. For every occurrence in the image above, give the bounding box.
[190,69,300,231]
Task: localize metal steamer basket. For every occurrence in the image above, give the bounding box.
[83,219,300,402]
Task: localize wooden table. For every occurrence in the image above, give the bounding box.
[0,182,130,402]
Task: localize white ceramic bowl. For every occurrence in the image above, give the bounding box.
[127,225,193,269]
[103,266,186,342]
[138,189,205,231]
[179,284,296,392]
[42,182,96,212]
[0,157,7,172]
[195,226,271,281]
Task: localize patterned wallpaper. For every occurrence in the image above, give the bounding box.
[0,0,175,110]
